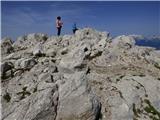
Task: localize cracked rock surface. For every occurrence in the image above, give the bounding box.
[1,28,160,120]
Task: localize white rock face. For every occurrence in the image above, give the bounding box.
[111,35,135,49]
[13,33,48,51]
[1,28,160,120]
[33,42,45,56]
[108,75,160,120]
[56,71,101,120]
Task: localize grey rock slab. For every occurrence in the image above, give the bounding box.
[56,71,101,120]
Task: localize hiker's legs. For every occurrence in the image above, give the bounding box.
[57,27,61,36]
[57,28,60,36]
[73,29,78,34]
[73,29,76,34]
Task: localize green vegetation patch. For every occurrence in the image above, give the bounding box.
[144,99,160,120]
[138,74,146,77]
[3,92,11,102]
[154,63,160,69]
[33,86,37,93]
[119,75,125,79]
[17,87,31,100]
[133,103,140,118]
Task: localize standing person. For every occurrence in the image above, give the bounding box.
[56,16,63,36]
[72,22,78,34]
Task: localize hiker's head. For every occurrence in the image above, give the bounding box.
[57,16,61,20]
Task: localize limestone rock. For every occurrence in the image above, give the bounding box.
[1,61,14,79]
[13,33,48,50]
[56,71,101,120]
[33,43,45,56]
[46,49,56,57]
[1,37,14,55]
[1,28,160,120]
[111,35,135,49]
[14,58,37,69]
[2,86,59,120]
[20,58,37,69]
[58,43,91,73]
[108,75,160,120]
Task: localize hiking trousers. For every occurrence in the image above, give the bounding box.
[57,27,62,36]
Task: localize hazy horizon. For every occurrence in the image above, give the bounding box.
[1,1,160,40]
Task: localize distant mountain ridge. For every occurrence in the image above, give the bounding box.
[129,34,160,40]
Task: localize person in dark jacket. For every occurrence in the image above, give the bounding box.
[72,22,78,34]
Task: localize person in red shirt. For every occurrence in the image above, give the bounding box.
[56,16,63,36]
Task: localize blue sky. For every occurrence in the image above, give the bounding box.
[1,1,160,40]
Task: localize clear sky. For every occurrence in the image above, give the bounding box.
[1,1,160,40]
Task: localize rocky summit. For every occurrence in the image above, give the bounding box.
[1,28,160,120]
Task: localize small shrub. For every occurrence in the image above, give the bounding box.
[154,63,160,69]
[17,87,31,100]
[116,78,120,82]
[136,86,140,89]
[3,92,11,102]
[119,75,125,79]
[139,74,146,77]
[144,99,160,119]
[132,103,140,118]
[33,87,37,93]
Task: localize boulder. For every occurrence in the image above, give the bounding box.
[2,85,59,120]
[46,49,56,57]
[15,58,37,69]
[20,58,37,69]
[75,28,103,42]
[61,35,72,47]
[109,75,160,120]
[1,37,14,55]
[13,33,48,50]
[111,35,135,49]
[1,62,14,74]
[33,43,45,57]
[58,43,91,73]
[1,62,14,79]
[56,71,101,120]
